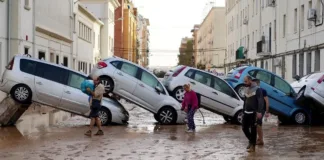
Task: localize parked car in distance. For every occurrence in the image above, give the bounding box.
[162,65,244,124]
[89,56,186,125]
[291,72,324,110]
[0,56,129,125]
[225,66,311,125]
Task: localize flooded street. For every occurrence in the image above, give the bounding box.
[1,103,324,160]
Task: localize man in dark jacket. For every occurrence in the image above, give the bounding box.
[242,76,264,152]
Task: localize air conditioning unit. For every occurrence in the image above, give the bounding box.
[268,0,276,7]
[243,18,248,25]
[307,9,317,21]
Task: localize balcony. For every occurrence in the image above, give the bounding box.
[235,46,246,61]
[256,40,271,56]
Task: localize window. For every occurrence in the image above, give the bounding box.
[292,54,297,76]
[110,61,120,68]
[212,77,235,98]
[89,63,92,72]
[56,55,59,64]
[193,71,212,87]
[185,69,194,78]
[299,53,304,76]
[24,47,29,55]
[274,76,291,95]
[255,70,272,84]
[140,71,158,88]
[315,50,321,71]
[120,62,138,77]
[301,5,305,30]
[38,51,45,60]
[309,1,313,28]
[248,70,256,76]
[20,59,36,75]
[50,53,54,63]
[294,8,298,33]
[306,52,312,74]
[68,72,85,90]
[283,14,286,37]
[78,21,92,42]
[63,57,68,67]
[35,63,68,84]
[274,20,276,40]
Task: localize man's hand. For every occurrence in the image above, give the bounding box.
[257,112,262,119]
[86,87,92,93]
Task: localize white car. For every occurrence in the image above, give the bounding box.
[0,56,129,125]
[291,72,324,108]
[162,65,244,124]
[89,57,186,125]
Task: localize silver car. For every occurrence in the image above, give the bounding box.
[162,65,244,124]
[89,57,186,125]
[0,56,129,125]
[291,72,324,108]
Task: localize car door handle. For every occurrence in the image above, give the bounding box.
[117,72,123,76]
[65,91,71,94]
[212,91,218,95]
[36,82,42,85]
[190,81,196,85]
[139,84,145,87]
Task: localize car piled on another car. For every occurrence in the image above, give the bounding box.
[225,66,312,125]
[162,65,244,124]
[0,56,129,125]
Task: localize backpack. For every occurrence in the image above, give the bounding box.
[81,80,94,96]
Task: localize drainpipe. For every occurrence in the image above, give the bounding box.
[7,0,11,63]
[32,0,36,57]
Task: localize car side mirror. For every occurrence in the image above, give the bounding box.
[155,86,162,94]
[293,75,300,81]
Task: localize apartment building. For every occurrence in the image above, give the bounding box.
[226,0,324,82]
[191,24,200,67]
[197,7,226,73]
[137,14,150,67]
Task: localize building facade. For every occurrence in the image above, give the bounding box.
[74,4,103,74]
[191,24,200,67]
[0,0,74,74]
[197,7,226,73]
[123,1,137,63]
[80,0,120,60]
[226,0,324,82]
[137,14,150,67]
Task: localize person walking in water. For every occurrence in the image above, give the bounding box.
[252,79,270,145]
[242,76,264,152]
[181,84,198,133]
[85,76,105,136]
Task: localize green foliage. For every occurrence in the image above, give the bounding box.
[153,69,166,78]
[178,40,194,66]
[197,62,206,70]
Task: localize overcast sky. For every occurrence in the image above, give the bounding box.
[133,0,225,67]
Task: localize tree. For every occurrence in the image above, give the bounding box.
[197,62,206,70]
[178,40,194,66]
[153,69,166,78]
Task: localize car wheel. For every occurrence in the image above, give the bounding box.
[223,115,231,123]
[293,111,308,125]
[154,114,160,123]
[233,110,244,124]
[173,87,185,102]
[235,85,246,99]
[10,84,32,104]
[296,87,306,105]
[100,77,114,93]
[98,108,112,126]
[157,107,177,125]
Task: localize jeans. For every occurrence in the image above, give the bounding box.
[242,112,257,145]
[187,108,196,130]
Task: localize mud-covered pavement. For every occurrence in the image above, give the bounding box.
[1,104,324,160]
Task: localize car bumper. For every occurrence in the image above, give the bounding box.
[304,88,324,107]
[176,110,187,124]
[0,78,15,94]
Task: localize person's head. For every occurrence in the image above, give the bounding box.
[183,84,191,92]
[252,79,261,86]
[244,76,253,87]
[92,76,100,85]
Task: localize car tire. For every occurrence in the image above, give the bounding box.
[233,110,244,125]
[98,108,112,126]
[154,114,160,123]
[10,84,32,104]
[292,111,308,125]
[157,107,177,125]
[235,85,246,99]
[296,87,306,105]
[223,115,231,123]
[173,87,185,102]
[100,76,114,94]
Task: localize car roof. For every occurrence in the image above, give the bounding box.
[15,55,87,76]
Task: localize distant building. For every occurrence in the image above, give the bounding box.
[179,37,193,55]
[191,24,200,67]
[137,14,150,67]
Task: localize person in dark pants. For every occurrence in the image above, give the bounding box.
[181,84,198,133]
[252,79,270,145]
[242,76,264,152]
[85,76,105,136]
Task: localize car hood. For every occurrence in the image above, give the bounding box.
[101,97,128,113]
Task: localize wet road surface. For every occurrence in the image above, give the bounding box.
[1,103,324,160]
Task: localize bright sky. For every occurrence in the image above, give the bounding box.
[133,0,225,67]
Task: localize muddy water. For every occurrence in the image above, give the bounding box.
[1,104,324,160]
